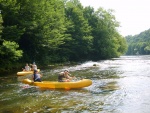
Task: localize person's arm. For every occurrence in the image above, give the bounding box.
[37,74,41,79]
[40,73,43,77]
[67,74,75,80]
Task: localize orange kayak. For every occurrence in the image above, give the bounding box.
[17,69,40,76]
[22,78,92,90]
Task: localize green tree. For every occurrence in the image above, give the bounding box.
[0,12,23,71]
[64,0,93,61]
[0,0,128,72]
[1,0,69,64]
[84,7,126,60]
[126,29,150,55]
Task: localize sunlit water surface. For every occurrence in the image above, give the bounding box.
[1,55,150,113]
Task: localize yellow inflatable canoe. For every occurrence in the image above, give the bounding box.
[17,69,40,76]
[22,78,92,89]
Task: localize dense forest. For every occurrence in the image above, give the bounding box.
[126,29,150,55]
[0,0,127,72]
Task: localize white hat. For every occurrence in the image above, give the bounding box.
[64,69,69,72]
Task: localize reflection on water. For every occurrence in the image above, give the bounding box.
[1,55,150,113]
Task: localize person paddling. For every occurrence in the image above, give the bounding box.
[22,63,30,71]
[31,62,37,71]
[33,70,42,82]
[58,70,75,82]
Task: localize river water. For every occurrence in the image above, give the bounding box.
[1,55,150,113]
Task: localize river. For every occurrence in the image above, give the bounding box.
[0,55,150,113]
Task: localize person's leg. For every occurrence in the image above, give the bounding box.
[35,78,41,82]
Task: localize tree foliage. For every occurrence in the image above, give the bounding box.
[63,0,93,61]
[0,0,127,72]
[126,29,150,55]
[83,7,127,60]
[0,11,23,71]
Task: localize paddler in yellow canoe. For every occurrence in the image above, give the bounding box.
[22,63,31,71]
[33,69,42,82]
[58,70,75,82]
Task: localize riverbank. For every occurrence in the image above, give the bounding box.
[0,61,79,76]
